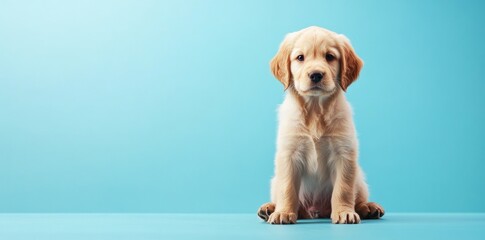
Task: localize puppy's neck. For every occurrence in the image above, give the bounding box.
[289,87,340,116]
[289,87,343,137]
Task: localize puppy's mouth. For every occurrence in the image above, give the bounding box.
[308,86,323,91]
[301,86,335,96]
[302,86,325,93]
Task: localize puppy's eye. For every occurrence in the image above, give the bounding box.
[325,53,335,62]
[296,55,304,62]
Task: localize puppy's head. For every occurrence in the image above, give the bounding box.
[270,26,363,96]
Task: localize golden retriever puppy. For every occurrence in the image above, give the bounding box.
[257,26,384,224]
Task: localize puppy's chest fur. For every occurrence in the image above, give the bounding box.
[300,95,347,140]
[304,112,334,138]
[300,110,340,183]
[279,91,354,175]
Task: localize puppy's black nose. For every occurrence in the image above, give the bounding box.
[310,72,324,83]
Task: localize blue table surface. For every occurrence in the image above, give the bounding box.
[0,213,484,240]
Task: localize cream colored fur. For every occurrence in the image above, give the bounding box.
[257,26,384,224]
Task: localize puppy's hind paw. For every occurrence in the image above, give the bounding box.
[257,202,275,221]
[356,202,385,219]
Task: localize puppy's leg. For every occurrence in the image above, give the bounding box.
[267,137,309,224]
[330,140,360,224]
[268,166,300,224]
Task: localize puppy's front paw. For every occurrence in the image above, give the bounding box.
[268,211,297,224]
[331,209,361,224]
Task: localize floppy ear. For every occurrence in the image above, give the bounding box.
[270,33,296,90]
[339,36,363,91]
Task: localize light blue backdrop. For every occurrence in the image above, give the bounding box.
[0,0,484,213]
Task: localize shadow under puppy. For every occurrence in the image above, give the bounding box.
[258,26,384,224]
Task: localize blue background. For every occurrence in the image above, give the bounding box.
[0,0,484,213]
